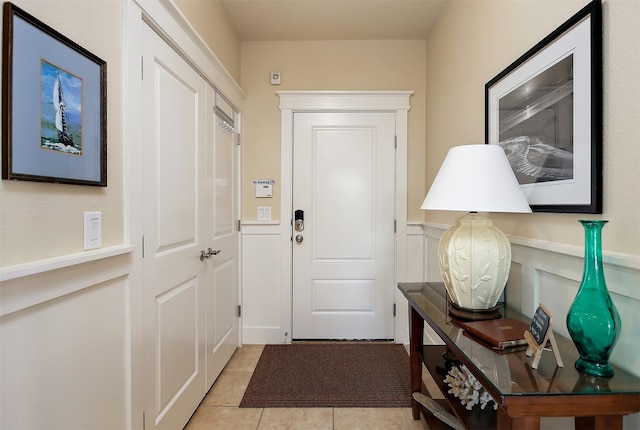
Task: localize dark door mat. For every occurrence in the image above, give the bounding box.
[239,343,412,408]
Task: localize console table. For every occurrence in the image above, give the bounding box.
[399,282,640,430]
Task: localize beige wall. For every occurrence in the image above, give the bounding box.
[240,39,427,222]
[0,0,242,268]
[2,0,636,262]
[0,0,123,266]
[174,0,241,82]
[425,0,640,256]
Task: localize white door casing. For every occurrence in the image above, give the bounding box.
[142,23,207,429]
[292,112,396,339]
[279,91,412,343]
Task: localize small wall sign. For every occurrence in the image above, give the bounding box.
[524,304,564,369]
[253,179,275,198]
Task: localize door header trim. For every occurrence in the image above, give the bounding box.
[278,91,413,111]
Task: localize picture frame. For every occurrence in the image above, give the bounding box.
[2,2,107,186]
[485,0,601,213]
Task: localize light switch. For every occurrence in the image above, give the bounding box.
[258,207,272,221]
[84,211,102,250]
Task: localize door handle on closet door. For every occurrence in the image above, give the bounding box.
[200,248,221,261]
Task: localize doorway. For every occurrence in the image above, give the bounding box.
[279,91,412,342]
[292,112,396,339]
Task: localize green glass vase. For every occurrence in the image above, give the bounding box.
[566,220,621,377]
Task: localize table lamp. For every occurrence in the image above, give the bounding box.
[421,144,532,317]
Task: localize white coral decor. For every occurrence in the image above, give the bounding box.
[444,365,497,411]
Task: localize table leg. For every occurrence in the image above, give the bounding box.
[409,305,424,420]
[575,415,623,430]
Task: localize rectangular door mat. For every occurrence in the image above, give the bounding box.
[239,343,412,408]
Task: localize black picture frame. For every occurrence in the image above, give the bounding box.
[2,2,107,186]
[485,0,602,213]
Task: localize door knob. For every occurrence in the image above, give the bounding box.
[295,235,304,243]
[200,248,221,261]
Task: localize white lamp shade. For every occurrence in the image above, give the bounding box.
[421,144,532,213]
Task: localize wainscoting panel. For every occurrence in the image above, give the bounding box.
[241,225,289,344]
[394,223,430,345]
[404,223,426,282]
[423,224,444,283]
[534,270,580,339]
[0,252,135,430]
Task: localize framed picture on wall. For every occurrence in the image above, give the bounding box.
[2,2,107,186]
[485,0,602,213]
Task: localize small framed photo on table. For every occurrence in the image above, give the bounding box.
[2,2,107,186]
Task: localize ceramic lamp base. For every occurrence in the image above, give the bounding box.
[439,213,512,310]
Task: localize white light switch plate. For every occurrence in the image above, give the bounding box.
[258,207,272,221]
[84,211,102,250]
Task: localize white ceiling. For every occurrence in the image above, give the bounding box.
[218,0,446,41]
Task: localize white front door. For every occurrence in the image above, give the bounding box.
[142,23,207,429]
[205,101,240,388]
[292,112,396,339]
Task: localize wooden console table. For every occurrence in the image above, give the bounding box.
[399,282,640,430]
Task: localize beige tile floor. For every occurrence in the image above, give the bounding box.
[184,344,442,430]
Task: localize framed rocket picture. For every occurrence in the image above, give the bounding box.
[2,2,107,186]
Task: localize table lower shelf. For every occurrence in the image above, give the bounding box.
[416,344,497,430]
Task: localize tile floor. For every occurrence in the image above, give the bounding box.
[184,344,442,430]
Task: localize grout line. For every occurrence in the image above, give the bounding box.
[255,408,264,430]
[331,408,334,430]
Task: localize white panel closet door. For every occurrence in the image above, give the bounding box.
[292,112,396,339]
[141,23,207,430]
[205,101,239,388]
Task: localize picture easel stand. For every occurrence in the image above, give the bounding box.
[524,327,564,369]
